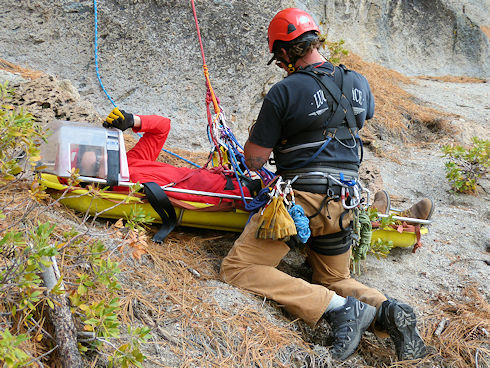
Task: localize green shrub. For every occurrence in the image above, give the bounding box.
[0,81,44,185]
[0,330,31,367]
[442,137,489,194]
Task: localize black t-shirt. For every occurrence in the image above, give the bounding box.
[249,62,374,170]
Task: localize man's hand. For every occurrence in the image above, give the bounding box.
[103,107,134,131]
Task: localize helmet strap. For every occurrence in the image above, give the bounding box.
[275,54,297,73]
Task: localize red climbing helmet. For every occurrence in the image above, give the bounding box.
[267,8,320,53]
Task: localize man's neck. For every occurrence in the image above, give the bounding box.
[295,49,326,69]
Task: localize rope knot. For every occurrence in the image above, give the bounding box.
[288,204,311,243]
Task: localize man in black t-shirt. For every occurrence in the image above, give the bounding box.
[250,57,374,172]
[220,8,427,361]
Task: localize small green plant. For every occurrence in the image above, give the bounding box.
[370,237,394,259]
[0,329,31,367]
[0,222,57,366]
[108,326,151,368]
[68,238,151,366]
[442,137,489,194]
[323,38,349,64]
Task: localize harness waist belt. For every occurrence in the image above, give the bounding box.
[280,166,359,194]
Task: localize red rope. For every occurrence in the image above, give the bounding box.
[190,0,224,166]
[190,0,220,116]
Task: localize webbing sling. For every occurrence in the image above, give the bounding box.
[143,182,178,243]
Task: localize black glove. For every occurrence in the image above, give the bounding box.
[102,107,134,131]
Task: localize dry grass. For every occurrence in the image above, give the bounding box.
[0,58,44,80]
[417,75,487,83]
[356,286,490,368]
[420,286,490,368]
[340,53,449,133]
[113,231,322,367]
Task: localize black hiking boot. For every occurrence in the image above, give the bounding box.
[324,296,376,360]
[377,299,427,360]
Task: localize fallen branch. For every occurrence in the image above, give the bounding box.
[40,253,83,368]
[434,317,449,337]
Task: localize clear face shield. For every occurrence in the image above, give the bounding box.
[37,121,129,184]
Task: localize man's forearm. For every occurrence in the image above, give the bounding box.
[244,140,272,171]
[245,155,268,171]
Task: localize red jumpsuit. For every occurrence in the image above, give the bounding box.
[127,115,250,205]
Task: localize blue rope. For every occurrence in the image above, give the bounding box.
[220,124,275,186]
[227,145,249,206]
[93,0,116,107]
[288,204,311,243]
[93,0,200,168]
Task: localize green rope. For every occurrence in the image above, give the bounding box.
[351,208,372,274]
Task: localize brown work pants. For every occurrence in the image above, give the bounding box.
[220,190,387,327]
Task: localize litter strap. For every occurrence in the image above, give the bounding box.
[106,133,120,186]
[143,182,177,243]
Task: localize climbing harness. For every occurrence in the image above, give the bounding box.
[275,64,363,172]
[289,171,369,212]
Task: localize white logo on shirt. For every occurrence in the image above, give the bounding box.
[352,88,363,104]
[352,106,365,115]
[309,107,329,116]
[313,89,327,108]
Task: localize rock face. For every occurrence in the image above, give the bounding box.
[0,0,488,149]
[317,0,489,78]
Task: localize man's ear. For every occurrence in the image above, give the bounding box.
[279,48,290,62]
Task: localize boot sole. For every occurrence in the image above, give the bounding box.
[382,190,391,215]
[425,198,434,220]
[387,304,427,360]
